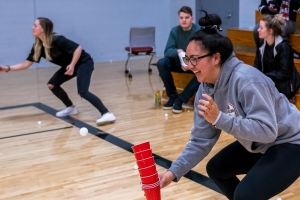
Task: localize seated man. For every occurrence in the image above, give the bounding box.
[253,0,300,48]
[157,6,200,113]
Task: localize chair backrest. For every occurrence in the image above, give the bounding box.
[129,27,156,51]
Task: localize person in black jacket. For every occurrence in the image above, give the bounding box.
[254,14,300,101]
[253,0,300,48]
[0,17,116,125]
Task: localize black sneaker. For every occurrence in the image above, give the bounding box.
[163,98,176,110]
[172,98,183,113]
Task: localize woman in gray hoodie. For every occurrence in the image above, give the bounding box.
[159,11,300,200]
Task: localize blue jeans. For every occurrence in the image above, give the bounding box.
[156,57,200,103]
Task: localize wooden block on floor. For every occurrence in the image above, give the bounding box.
[227,28,256,47]
[235,51,256,66]
[172,72,194,90]
[295,92,300,110]
[162,72,195,105]
[289,34,300,53]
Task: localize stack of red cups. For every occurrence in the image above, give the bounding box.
[132,142,161,200]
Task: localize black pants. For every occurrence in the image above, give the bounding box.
[156,57,200,103]
[206,140,300,200]
[48,59,109,115]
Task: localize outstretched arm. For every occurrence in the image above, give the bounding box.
[0,60,33,72]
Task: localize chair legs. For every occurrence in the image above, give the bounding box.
[125,52,156,78]
[147,53,156,73]
[125,53,132,78]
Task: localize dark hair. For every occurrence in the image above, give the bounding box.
[262,14,285,37]
[190,10,233,65]
[178,6,192,16]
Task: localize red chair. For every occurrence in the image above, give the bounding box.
[124,27,156,78]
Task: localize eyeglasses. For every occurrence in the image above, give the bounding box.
[182,53,213,66]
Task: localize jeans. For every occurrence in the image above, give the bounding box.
[156,57,200,103]
[48,58,109,115]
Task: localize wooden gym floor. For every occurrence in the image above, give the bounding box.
[0,59,299,200]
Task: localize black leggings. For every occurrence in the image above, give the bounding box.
[206,141,300,200]
[48,59,109,115]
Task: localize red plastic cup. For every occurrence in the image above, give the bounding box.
[136,156,155,169]
[138,164,157,176]
[141,178,160,189]
[132,142,150,153]
[134,149,153,161]
[143,184,161,200]
[140,172,159,184]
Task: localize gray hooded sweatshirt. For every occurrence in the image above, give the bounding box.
[169,53,300,181]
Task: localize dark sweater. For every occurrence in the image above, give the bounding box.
[164,23,200,58]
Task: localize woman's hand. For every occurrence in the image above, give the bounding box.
[198,94,220,123]
[159,170,176,188]
[0,65,9,72]
[65,64,74,75]
[268,4,277,13]
[268,4,278,13]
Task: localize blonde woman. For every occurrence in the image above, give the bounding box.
[0,17,116,126]
[255,14,300,101]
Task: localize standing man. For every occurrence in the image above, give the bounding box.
[157,6,201,113]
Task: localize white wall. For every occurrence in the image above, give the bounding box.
[0,1,36,66]
[0,0,262,68]
[0,0,171,67]
[239,0,261,29]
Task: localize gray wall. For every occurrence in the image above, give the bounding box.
[196,0,239,36]
[239,0,261,29]
[0,0,260,68]
[0,0,196,68]
[0,1,36,66]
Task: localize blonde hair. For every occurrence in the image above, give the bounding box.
[33,17,54,62]
[262,14,285,37]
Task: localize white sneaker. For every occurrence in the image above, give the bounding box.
[56,106,78,117]
[96,112,116,126]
